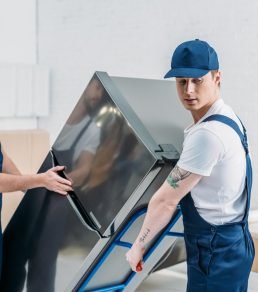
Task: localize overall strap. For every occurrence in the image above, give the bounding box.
[202,114,252,222]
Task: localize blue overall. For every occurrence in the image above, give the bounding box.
[0,144,3,279]
[180,114,255,292]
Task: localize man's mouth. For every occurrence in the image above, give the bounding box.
[184,98,198,104]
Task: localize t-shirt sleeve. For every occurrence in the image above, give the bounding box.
[177,128,225,176]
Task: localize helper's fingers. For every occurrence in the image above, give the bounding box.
[51,165,65,172]
[56,175,72,186]
[50,168,72,186]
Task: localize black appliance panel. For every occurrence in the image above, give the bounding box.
[52,75,157,234]
[1,153,100,292]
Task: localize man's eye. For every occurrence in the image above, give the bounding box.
[193,79,203,84]
[178,80,186,85]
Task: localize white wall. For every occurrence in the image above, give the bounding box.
[0,0,36,63]
[37,0,258,209]
[0,0,38,129]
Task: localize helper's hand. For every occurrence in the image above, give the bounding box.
[126,242,145,272]
[42,166,73,195]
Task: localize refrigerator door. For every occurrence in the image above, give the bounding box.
[52,72,159,236]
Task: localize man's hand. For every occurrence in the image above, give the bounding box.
[42,166,73,195]
[126,242,145,272]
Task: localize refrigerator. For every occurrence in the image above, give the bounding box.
[1,72,191,292]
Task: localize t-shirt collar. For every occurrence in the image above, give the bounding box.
[184,99,224,134]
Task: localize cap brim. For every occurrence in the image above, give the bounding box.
[164,67,209,79]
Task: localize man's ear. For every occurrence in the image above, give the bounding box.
[215,70,221,86]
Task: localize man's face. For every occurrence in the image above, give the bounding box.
[175,71,221,112]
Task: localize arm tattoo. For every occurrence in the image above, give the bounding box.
[166,165,191,189]
[139,228,150,244]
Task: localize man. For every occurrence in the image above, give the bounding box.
[126,39,254,291]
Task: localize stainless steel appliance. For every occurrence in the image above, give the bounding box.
[1,72,191,292]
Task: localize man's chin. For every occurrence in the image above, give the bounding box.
[183,104,199,111]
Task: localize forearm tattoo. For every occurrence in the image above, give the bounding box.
[166,165,191,189]
[139,228,150,244]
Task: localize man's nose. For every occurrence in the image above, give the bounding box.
[184,81,194,94]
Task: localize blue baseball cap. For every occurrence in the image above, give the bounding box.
[164,39,219,78]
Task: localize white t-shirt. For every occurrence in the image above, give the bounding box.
[54,115,101,163]
[177,99,247,225]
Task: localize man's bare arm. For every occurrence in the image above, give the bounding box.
[0,167,73,194]
[126,165,202,271]
[166,165,191,189]
[0,146,73,194]
[2,147,21,175]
